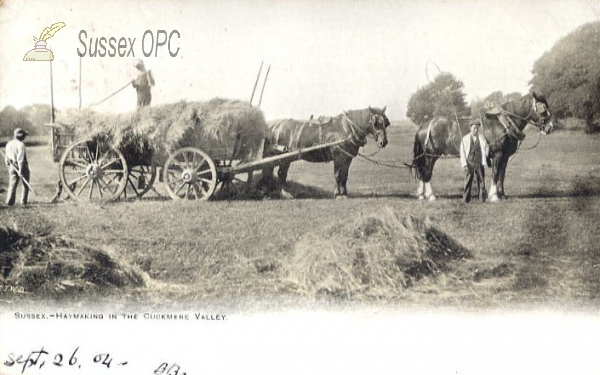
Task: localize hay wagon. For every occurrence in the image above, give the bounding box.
[50,101,351,202]
[50,122,161,201]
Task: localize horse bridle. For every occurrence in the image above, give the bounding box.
[531,97,553,134]
[343,112,387,146]
[369,113,388,143]
[503,95,552,134]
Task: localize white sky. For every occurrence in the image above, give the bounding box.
[1,0,599,121]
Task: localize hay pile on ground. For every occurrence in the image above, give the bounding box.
[56,98,268,162]
[0,226,145,299]
[287,207,471,299]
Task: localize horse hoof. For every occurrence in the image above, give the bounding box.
[427,195,436,201]
[490,195,499,202]
[418,195,425,200]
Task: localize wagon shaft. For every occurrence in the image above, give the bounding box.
[227,137,351,175]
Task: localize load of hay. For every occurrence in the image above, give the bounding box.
[56,98,268,163]
[286,207,471,299]
[0,226,145,300]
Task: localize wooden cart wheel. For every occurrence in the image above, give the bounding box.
[120,160,158,199]
[163,147,217,201]
[215,159,254,199]
[59,139,128,202]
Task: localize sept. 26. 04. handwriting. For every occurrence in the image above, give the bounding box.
[3,347,186,375]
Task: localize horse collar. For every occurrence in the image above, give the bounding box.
[343,112,369,147]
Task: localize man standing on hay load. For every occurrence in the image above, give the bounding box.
[4,128,30,206]
[460,118,489,203]
[131,59,155,107]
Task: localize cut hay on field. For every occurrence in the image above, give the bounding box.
[287,207,471,299]
[0,226,145,299]
[56,98,268,162]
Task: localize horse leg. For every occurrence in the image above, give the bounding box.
[497,157,509,199]
[423,157,438,201]
[489,155,501,202]
[277,162,290,184]
[425,181,436,201]
[416,175,436,201]
[417,180,425,200]
[340,162,350,198]
[415,156,436,201]
[333,156,351,199]
[260,164,276,197]
[277,162,294,199]
[333,162,342,198]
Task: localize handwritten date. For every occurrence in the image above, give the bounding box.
[3,347,127,374]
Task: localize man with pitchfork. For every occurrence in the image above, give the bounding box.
[4,128,31,206]
[131,59,155,107]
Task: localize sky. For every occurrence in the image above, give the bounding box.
[1,0,600,121]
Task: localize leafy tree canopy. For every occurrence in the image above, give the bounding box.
[406,73,470,126]
[0,104,52,137]
[530,21,600,127]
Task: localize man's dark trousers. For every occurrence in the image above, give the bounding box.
[463,164,486,203]
[463,137,487,203]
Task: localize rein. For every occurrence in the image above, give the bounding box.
[334,144,412,169]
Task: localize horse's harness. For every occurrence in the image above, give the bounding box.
[491,96,551,137]
[342,111,386,147]
[478,96,550,157]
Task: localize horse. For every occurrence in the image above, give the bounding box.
[262,106,390,199]
[411,92,553,202]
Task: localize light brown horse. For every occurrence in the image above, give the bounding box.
[263,106,390,198]
[411,92,553,201]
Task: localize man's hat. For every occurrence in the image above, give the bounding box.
[134,59,145,69]
[14,128,28,137]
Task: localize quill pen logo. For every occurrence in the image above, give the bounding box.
[23,22,66,61]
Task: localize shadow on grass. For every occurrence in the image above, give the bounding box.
[509,177,600,199]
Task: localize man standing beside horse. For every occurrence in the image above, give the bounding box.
[460,119,489,203]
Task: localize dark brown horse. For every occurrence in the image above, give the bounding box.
[411,92,553,201]
[263,106,390,198]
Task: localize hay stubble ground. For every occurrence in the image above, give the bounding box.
[1,124,599,312]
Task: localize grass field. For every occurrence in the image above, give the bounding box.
[1,124,600,312]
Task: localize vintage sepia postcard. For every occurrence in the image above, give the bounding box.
[1,0,600,374]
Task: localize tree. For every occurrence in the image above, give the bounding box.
[530,21,600,131]
[21,104,52,134]
[406,73,470,126]
[0,106,34,137]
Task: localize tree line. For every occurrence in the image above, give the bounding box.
[0,105,53,137]
[407,21,600,133]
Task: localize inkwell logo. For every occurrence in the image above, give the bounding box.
[23,22,66,61]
